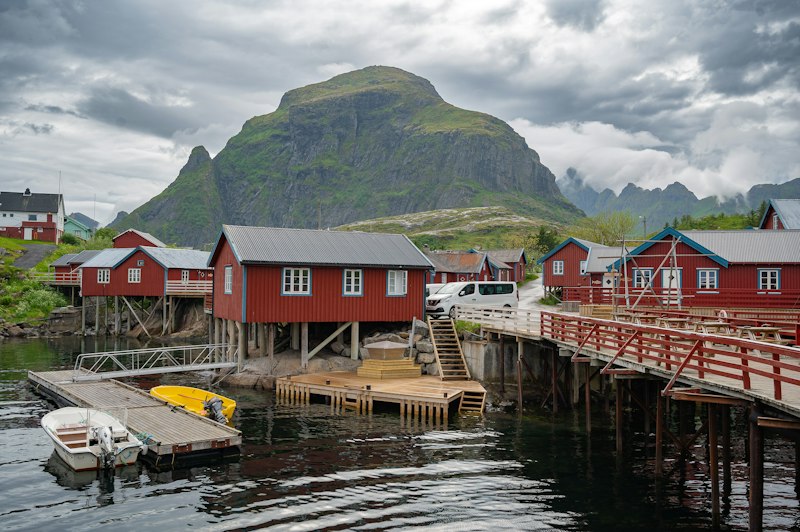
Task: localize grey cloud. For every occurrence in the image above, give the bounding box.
[546,0,606,31]
[25,104,83,118]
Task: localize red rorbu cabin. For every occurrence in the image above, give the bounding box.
[208,225,433,366]
[759,199,800,230]
[486,249,527,282]
[112,229,167,249]
[537,238,601,297]
[424,250,492,283]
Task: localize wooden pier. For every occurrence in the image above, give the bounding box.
[276,372,487,422]
[29,370,241,465]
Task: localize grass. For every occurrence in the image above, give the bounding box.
[538,294,561,306]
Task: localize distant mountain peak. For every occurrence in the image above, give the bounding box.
[180,146,211,175]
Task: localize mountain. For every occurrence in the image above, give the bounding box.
[556,169,799,228]
[106,211,128,228]
[111,66,580,247]
[67,212,99,229]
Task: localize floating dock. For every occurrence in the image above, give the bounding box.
[29,370,241,465]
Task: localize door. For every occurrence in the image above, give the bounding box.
[23,227,32,240]
[660,268,682,306]
[441,272,447,283]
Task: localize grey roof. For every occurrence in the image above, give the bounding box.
[79,248,134,269]
[682,230,800,263]
[142,247,210,270]
[112,228,167,247]
[585,246,623,273]
[68,249,103,265]
[217,225,433,268]
[487,248,526,264]
[771,199,800,229]
[51,254,77,267]
[423,250,487,274]
[0,190,62,213]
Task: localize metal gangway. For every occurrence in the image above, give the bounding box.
[72,343,239,382]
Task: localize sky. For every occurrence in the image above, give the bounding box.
[1,0,798,224]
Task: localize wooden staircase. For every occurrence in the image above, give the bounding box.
[427,318,471,381]
[459,390,486,413]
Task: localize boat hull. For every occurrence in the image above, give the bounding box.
[149,385,236,422]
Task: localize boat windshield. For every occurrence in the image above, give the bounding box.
[437,283,465,295]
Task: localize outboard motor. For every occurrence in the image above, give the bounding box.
[93,425,116,469]
[204,397,227,424]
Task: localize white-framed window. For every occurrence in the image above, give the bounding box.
[181,269,190,284]
[387,270,407,296]
[343,269,363,296]
[283,267,311,295]
[552,260,564,275]
[580,260,587,275]
[97,269,110,284]
[758,269,780,290]
[697,269,718,290]
[633,269,653,289]
[224,265,233,294]
[772,213,779,229]
[128,268,141,283]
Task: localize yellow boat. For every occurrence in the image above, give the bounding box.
[149,385,236,423]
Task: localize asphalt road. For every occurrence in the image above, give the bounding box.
[12,243,56,269]
[518,275,546,310]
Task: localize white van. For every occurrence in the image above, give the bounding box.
[426,281,518,318]
[425,283,446,298]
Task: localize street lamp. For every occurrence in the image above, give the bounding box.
[639,215,647,240]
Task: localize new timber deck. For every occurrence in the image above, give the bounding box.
[29,370,241,463]
[276,371,486,422]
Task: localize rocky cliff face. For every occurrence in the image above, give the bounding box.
[112,66,579,247]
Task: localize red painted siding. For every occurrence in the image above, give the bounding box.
[245,266,425,323]
[166,268,210,281]
[113,232,161,248]
[0,221,60,243]
[211,238,244,321]
[542,243,588,288]
[81,249,165,297]
[760,206,784,230]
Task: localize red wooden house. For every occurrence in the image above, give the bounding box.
[112,229,166,248]
[537,238,601,296]
[208,225,433,366]
[759,199,800,230]
[486,248,527,282]
[424,250,491,283]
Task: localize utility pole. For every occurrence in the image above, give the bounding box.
[640,215,647,239]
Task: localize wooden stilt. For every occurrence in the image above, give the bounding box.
[655,391,663,477]
[616,379,623,454]
[709,404,720,528]
[81,299,86,336]
[301,322,309,368]
[238,321,248,370]
[516,347,523,412]
[499,336,505,394]
[552,349,558,414]
[749,406,764,532]
[351,321,359,360]
[291,323,299,350]
[114,296,119,335]
[258,323,266,358]
[723,405,732,496]
[585,363,591,434]
[267,323,275,374]
[95,297,100,335]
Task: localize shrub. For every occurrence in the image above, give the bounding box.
[60,233,81,245]
[539,294,561,306]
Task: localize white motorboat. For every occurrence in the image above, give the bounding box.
[41,407,146,471]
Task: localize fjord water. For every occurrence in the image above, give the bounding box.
[1,338,797,531]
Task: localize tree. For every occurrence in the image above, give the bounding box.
[567,211,637,246]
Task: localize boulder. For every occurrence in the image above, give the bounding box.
[7,325,24,337]
[359,347,370,360]
[416,340,434,353]
[423,363,439,376]
[413,319,430,335]
[330,340,345,354]
[417,351,436,364]
[362,333,405,345]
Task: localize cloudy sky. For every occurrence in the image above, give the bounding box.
[1,0,798,224]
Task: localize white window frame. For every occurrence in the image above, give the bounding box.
[343,269,363,296]
[633,268,653,289]
[758,269,780,290]
[579,260,587,275]
[552,260,564,275]
[772,213,779,229]
[283,267,311,295]
[181,269,190,284]
[387,270,407,296]
[697,269,718,290]
[224,265,233,294]
[128,268,141,283]
[97,269,110,284]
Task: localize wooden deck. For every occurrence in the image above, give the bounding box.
[276,371,486,423]
[29,370,241,463]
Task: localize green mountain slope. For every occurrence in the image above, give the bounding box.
[112,66,580,247]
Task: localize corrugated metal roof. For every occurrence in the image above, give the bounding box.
[142,247,210,270]
[486,256,512,270]
[486,248,525,264]
[67,249,103,265]
[50,254,77,267]
[682,230,800,263]
[772,199,800,229]
[424,251,486,274]
[585,246,623,273]
[220,225,433,268]
[0,190,62,213]
[79,248,134,269]
[112,228,166,247]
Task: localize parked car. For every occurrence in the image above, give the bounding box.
[426,281,518,318]
[425,283,446,297]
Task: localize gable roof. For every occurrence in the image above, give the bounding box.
[51,254,78,267]
[140,246,210,270]
[65,216,92,232]
[67,249,103,265]
[486,248,527,265]
[760,199,800,229]
[536,237,599,264]
[486,255,512,270]
[211,225,433,269]
[79,248,135,269]
[424,250,487,274]
[610,227,728,270]
[112,228,166,247]
[0,190,63,213]
[585,246,623,273]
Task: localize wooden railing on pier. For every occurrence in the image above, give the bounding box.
[541,311,800,416]
[31,271,81,286]
[165,279,212,296]
[454,305,541,338]
[563,286,800,309]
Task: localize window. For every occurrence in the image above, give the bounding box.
[181,270,190,284]
[28,214,37,221]
[772,213,779,229]
[128,268,141,283]
[224,266,233,294]
[552,261,564,275]
[137,259,145,266]
[633,269,653,288]
[758,269,780,290]
[697,269,718,290]
[461,283,475,295]
[580,260,587,275]
[343,269,362,296]
[283,267,311,295]
[387,270,407,296]
[97,269,110,284]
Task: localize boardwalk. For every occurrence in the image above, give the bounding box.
[29,370,241,463]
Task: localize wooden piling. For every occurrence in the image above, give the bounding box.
[552,349,558,414]
[655,392,663,476]
[722,405,732,495]
[499,336,505,394]
[616,379,623,454]
[709,404,720,528]
[749,406,764,532]
[585,363,591,434]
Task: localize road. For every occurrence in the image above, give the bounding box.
[12,243,56,269]
[518,275,547,310]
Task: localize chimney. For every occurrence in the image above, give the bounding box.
[23,188,31,196]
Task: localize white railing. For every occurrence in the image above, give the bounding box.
[454,305,541,337]
[165,279,213,295]
[72,343,238,381]
[31,271,81,285]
